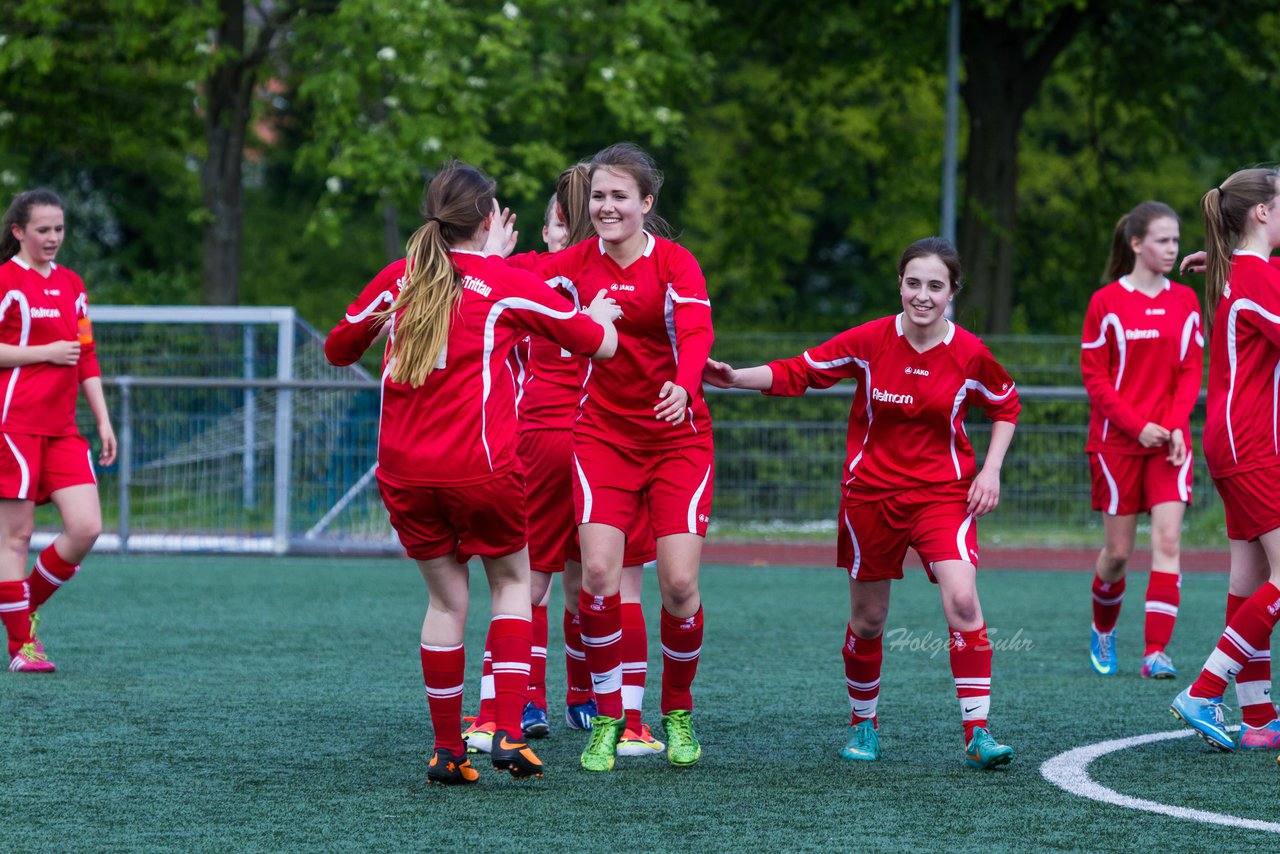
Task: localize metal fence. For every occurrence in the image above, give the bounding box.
[34,308,1220,554]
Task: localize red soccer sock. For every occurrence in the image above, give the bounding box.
[1143,571,1180,655]
[27,544,79,613]
[660,606,703,714]
[620,602,648,731]
[562,608,593,706]
[842,624,882,727]
[1227,592,1277,727]
[1091,574,1125,634]
[0,580,32,656]
[476,647,495,726]
[577,591,623,719]
[420,643,466,754]
[950,625,993,745]
[1192,583,1280,699]
[488,615,532,736]
[527,604,548,710]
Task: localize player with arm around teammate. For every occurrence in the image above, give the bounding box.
[324,162,621,785]
[0,189,117,674]
[1080,201,1201,680]
[704,237,1019,769]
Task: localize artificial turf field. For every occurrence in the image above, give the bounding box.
[3,556,1276,852]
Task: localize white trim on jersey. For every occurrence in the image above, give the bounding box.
[0,289,32,425]
[1119,275,1171,293]
[955,512,975,564]
[596,231,656,258]
[509,339,527,418]
[481,296,582,471]
[1180,311,1203,360]
[664,284,713,435]
[892,312,955,344]
[1081,311,1125,443]
[3,433,30,499]
[686,464,711,533]
[1223,298,1280,464]
[1178,451,1192,503]
[1096,452,1120,516]
[574,452,593,523]
[947,378,1017,480]
[345,289,396,324]
[86,446,97,486]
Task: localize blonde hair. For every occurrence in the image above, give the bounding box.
[383,161,495,386]
[1202,168,1280,332]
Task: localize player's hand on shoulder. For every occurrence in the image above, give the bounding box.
[1179,250,1206,275]
[655,381,689,424]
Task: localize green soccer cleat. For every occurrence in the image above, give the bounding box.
[662,709,702,767]
[840,720,881,762]
[964,727,1015,769]
[579,714,625,772]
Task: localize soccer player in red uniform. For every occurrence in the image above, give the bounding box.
[0,189,116,674]
[465,172,665,759]
[522,144,715,771]
[1080,201,1202,680]
[704,238,1020,769]
[1171,167,1280,751]
[324,162,621,785]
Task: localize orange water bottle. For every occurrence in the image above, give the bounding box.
[77,316,93,345]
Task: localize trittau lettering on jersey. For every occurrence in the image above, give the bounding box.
[461,275,491,297]
[872,387,914,405]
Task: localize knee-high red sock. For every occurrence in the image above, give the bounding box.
[620,602,648,730]
[660,606,703,714]
[1092,574,1125,634]
[563,608,593,706]
[527,604,548,710]
[842,624,882,726]
[1227,592,1277,727]
[28,545,79,612]
[421,643,466,753]
[0,580,32,656]
[577,591,623,719]
[488,615,532,736]
[1192,583,1280,699]
[1144,571,1180,655]
[950,625,993,745]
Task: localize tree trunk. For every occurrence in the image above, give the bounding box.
[958,6,1088,332]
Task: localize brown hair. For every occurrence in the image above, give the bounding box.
[589,143,673,238]
[555,163,596,247]
[897,237,963,292]
[1,188,65,264]
[383,161,495,387]
[1105,201,1179,282]
[1201,168,1280,331]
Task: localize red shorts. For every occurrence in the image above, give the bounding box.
[1215,467,1280,541]
[837,482,978,582]
[1089,450,1192,516]
[376,469,527,563]
[520,429,656,571]
[0,432,96,504]
[572,435,713,539]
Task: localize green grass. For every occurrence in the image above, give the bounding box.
[3,557,1275,851]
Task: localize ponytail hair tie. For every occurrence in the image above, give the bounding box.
[426,215,442,225]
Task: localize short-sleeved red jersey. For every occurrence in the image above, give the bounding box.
[1080,277,1203,455]
[1202,253,1280,479]
[324,251,605,487]
[766,314,1019,504]
[0,258,100,436]
[538,233,715,449]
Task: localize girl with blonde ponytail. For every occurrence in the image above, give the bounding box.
[325,161,622,786]
[1170,167,1280,751]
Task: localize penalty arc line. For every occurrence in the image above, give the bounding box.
[1040,727,1280,835]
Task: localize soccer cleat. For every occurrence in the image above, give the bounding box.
[8,643,56,673]
[840,720,881,762]
[521,702,550,739]
[662,709,702,767]
[1141,650,1178,680]
[29,610,44,656]
[462,716,495,754]
[1237,719,1280,750]
[964,727,1015,769]
[1090,627,1118,675]
[565,698,597,731]
[616,723,666,757]
[426,747,479,786]
[1169,686,1235,752]
[490,729,545,779]
[579,714,625,772]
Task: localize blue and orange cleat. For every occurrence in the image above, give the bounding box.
[1090,627,1118,676]
[964,727,1015,769]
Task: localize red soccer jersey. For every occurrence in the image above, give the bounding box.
[1202,253,1280,479]
[505,252,587,432]
[0,258,101,436]
[766,314,1020,504]
[538,233,715,449]
[324,251,605,486]
[1080,277,1203,455]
